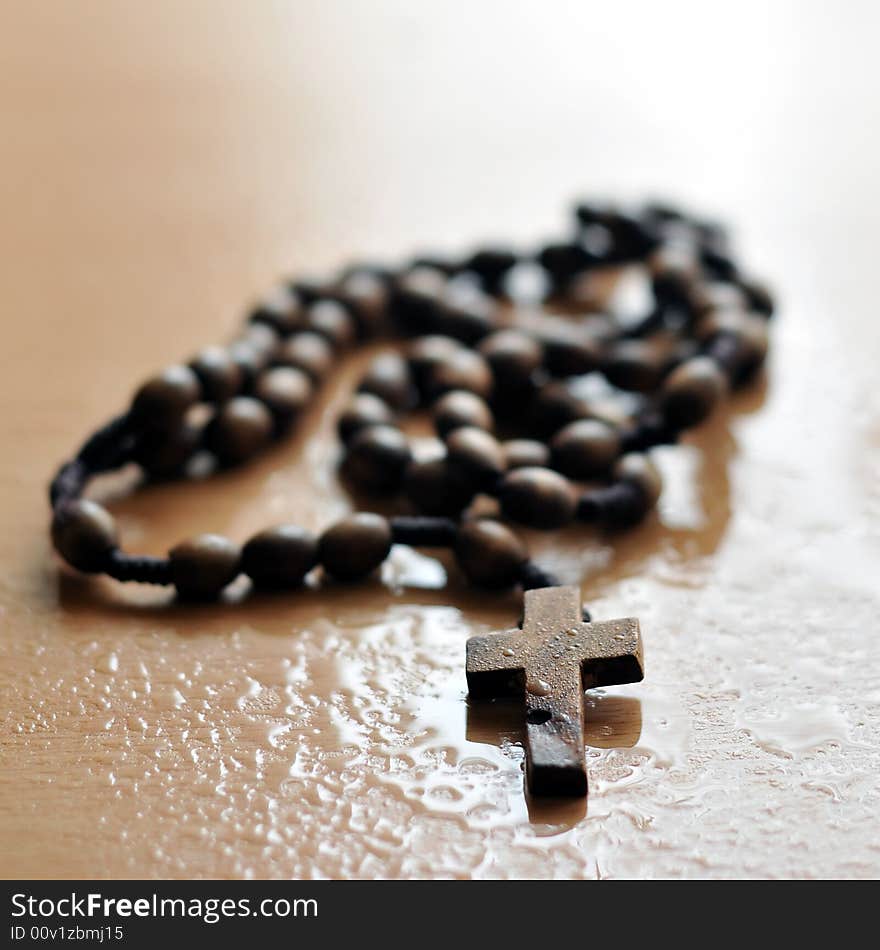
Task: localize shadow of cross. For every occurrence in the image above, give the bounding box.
[466,585,644,797]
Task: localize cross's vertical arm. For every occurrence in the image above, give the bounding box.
[519,585,589,796]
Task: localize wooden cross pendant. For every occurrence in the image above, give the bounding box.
[466,585,644,797]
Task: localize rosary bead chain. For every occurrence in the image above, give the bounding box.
[49,200,773,601]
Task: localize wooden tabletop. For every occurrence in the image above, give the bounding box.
[1,1,878,878]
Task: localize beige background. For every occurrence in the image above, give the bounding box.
[1,0,878,879]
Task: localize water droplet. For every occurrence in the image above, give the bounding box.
[96,652,119,674]
[526,678,552,697]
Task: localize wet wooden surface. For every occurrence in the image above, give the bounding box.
[1,1,879,878]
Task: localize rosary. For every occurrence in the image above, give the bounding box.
[48,200,772,798]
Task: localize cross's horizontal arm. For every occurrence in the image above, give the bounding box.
[552,617,644,688]
[466,629,524,699]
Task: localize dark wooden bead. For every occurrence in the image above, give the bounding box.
[465,248,518,294]
[540,327,603,377]
[550,419,621,479]
[305,299,357,349]
[606,211,661,259]
[574,199,619,228]
[249,286,304,335]
[695,307,747,343]
[241,525,318,589]
[606,222,655,263]
[454,519,527,588]
[619,409,678,452]
[424,349,493,401]
[205,397,273,465]
[614,453,662,508]
[51,499,118,573]
[435,280,497,343]
[231,324,280,387]
[478,330,543,389]
[241,322,282,358]
[739,277,774,317]
[336,269,390,338]
[319,513,392,581]
[407,335,464,394]
[131,365,201,430]
[254,367,313,427]
[344,424,412,492]
[169,533,241,600]
[575,489,605,523]
[337,393,394,444]
[530,381,592,436]
[189,346,244,403]
[391,267,447,334]
[275,332,335,382]
[538,241,594,287]
[404,456,474,516]
[737,316,771,373]
[358,353,416,410]
[688,281,747,318]
[649,241,700,303]
[578,453,663,527]
[697,309,769,379]
[445,426,506,489]
[133,422,200,477]
[228,340,270,387]
[433,303,496,345]
[604,340,666,392]
[498,466,576,529]
[577,482,645,527]
[432,390,494,437]
[503,439,550,470]
[700,241,738,282]
[661,356,726,429]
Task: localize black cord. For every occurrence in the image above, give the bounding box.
[49,413,135,509]
[105,550,172,585]
[390,516,458,547]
